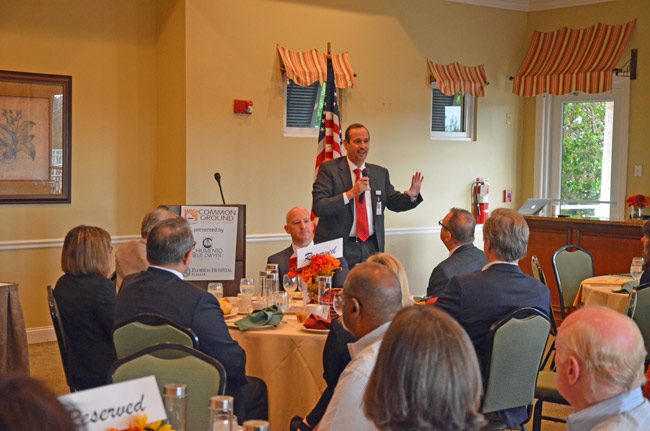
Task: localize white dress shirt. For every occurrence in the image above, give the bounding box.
[318,321,391,431]
[149,265,185,280]
[342,158,374,238]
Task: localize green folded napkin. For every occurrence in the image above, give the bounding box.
[234,305,284,331]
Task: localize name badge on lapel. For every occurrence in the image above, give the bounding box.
[375,190,382,215]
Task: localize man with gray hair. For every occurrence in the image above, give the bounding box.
[318,262,403,430]
[115,206,176,289]
[115,217,268,422]
[556,306,650,430]
[427,208,488,297]
[436,208,550,429]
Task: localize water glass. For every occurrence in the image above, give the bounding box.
[283,274,298,294]
[274,291,291,312]
[208,282,224,299]
[317,276,332,304]
[631,257,644,281]
[240,278,256,296]
[333,290,344,316]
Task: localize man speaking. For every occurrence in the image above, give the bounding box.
[312,123,423,268]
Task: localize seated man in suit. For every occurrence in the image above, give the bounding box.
[115,217,267,422]
[267,206,349,288]
[427,208,488,297]
[436,208,550,429]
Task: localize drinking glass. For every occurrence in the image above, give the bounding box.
[317,276,332,304]
[274,291,291,312]
[208,282,224,299]
[240,278,256,296]
[333,290,344,316]
[631,257,644,281]
[283,274,298,294]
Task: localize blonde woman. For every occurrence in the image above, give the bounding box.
[367,252,413,307]
[54,225,116,390]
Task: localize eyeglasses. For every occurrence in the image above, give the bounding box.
[438,220,449,230]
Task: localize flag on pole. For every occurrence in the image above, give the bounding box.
[314,57,344,177]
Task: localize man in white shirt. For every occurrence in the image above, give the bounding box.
[556,305,650,430]
[318,261,403,430]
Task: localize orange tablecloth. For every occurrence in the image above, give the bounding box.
[228,315,327,428]
[575,275,633,314]
[0,282,29,375]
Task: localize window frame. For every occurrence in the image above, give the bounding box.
[283,80,324,138]
[430,83,477,141]
[533,75,630,219]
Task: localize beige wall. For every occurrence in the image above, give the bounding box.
[183,0,525,294]
[519,0,649,202]
[0,0,158,329]
[2,0,530,333]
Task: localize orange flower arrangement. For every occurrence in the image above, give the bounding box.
[107,415,173,431]
[626,194,649,209]
[288,253,341,284]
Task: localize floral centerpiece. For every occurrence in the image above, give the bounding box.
[288,253,341,302]
[626,194,648,219]
[107,415,173,431]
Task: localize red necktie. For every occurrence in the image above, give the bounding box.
[354,168,370,242]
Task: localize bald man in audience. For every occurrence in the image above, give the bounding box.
[267,206,349,288]
[427,208,488,297]
[115,207,175,289]
[556,306,650,430]
[318,262,403,430]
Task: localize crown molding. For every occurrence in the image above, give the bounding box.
[446,0,615,11]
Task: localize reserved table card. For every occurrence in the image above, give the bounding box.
[297,238,343,268]
[59,376,166,431]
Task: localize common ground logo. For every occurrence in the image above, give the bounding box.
[183,209,199,224]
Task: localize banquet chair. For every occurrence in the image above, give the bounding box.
[531,255,558,370]
[112,313,199,359]
[46,285,77,392]
[552,245,595,319]
[481,307,551,429]
[630,282,650,362]
[109,343,226,431]
[531,370,569,431]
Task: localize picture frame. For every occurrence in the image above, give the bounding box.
[0,70,72,204]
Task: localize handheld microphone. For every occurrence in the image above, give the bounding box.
[213,172,226,205]
[359,168,368,204]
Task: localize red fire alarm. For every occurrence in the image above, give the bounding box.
[234,99,253,114]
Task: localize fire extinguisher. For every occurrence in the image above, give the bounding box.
[471,178,489,224]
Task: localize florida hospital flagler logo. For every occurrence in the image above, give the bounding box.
[183,209,199,224]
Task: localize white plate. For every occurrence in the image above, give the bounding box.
[300,326,330,334]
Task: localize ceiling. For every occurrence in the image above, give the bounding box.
[446,0,616,12]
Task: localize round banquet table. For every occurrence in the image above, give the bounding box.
[227,314,328,429]
[577,275,634,314]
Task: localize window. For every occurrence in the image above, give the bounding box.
[534,76,630,219]
[284,81,325,137]
[430,84,476,141]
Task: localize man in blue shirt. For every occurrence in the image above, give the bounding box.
[556,306,650,430]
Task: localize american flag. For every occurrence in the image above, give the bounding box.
[314,57,344,177]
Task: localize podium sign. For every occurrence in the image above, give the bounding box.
[182,205,238,281]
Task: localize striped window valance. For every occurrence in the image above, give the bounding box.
[513,20,635,97]
[427,61,489,97]
[277,45,355,89]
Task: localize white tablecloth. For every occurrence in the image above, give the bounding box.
[577,275,633,313]
[228,315,328,428]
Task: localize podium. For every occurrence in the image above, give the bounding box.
[168,204,245,297]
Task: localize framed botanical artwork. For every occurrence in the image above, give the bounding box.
[0,70,71,204]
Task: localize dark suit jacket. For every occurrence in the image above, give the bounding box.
[266,244,350,288]
[436,263,550,428]
[54,273,117,390]
[115,267,247,390]
[312,156,422,252]
[427,243,488,297]
[641,268,650,285]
